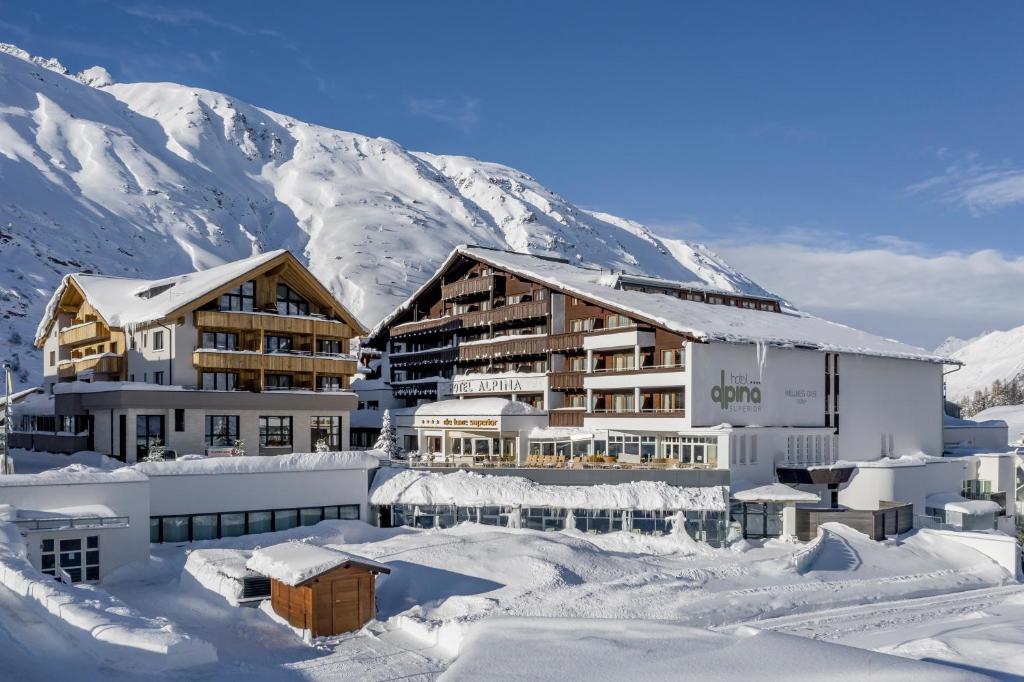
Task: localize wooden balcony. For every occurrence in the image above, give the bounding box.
[441,274,499,301]
[58,354,123,379]
[192,350,357,375]
[392,316,462,337]
[548,370,584,390]
[390,346,458,368]
[585,409,686,418]
[194,309,352,338]
[59,320,108,347]
[458,336,548,362]
[461,300,548,328]
[547,331,584,352]
[548,409,585,427]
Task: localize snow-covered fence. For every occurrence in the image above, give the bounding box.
[788,525,828,574]
[916,528,1021,580]
[0,524,217,672]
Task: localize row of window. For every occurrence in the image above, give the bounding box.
[150,504,360,543]
[134,414,343,456]
[218,281,312,317]
[200,371,344,392]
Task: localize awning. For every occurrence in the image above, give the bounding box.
[926,493,1000,516]
[732,481,820,504]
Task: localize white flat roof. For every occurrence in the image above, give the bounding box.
[247,541,390,586]
[0,465,146,487]
[926,493,1001,516]
[133,451,382,476]
[732,482,820,503]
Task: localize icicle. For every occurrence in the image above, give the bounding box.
[755,341,768,382]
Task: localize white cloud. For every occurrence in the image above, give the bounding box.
[408,96,480,133]
[712,238,1024,349]
[910,152,1024,214]
[119,4,280,37]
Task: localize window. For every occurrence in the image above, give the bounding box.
[606,313,632,329]
[205,415,240,446]
[49,351,55,366]
[276,284,309,316]
[153,331,164,351]
[264,374,293,390]
[640,436,656,461]
[300,508,323,526]
[317,338,342,355]
[110,342,117,354]
[679,436,718,466]
[661,349,685,368]
[174,409,185,432]
[570,318,596,332]
[274,510,298,531]
[264,335,293,353]
[135,415,165,461]
[608,434,641,458]
[311,416,341,450]
[153,371,164,385]
[750,435,757,463]
[260,416,292,447]
[192,515,218,541]
[317,375,343,392]
[566,393,586,408]
[202,331,238,350]
[220,280,255,312]
[40,538,55,578]
[569,356,588,371]
[202,372,237,391]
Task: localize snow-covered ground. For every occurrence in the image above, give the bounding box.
[0,517,1017,680]
[8,448,125,475]
[974,404,1024,445]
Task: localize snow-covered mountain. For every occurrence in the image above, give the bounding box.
[0,43,775,385]
[944,326,1024,402]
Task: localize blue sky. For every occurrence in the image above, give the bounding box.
[3,1,1024,346]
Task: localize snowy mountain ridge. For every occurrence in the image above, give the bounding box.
[0,43,775,385]
[944,326,1024,404]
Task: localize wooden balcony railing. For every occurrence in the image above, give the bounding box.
[59,320,108,347]
[548,409,585,427]
[194,309,352,338]
[548,371,584,390]
[586,408,686,418]
[458,335,548,362]
[547,331,584,352]
[392,316,462,337]
[192,350,356,375]
[441,274,499,301]
[461,300,548,328]
[58,354,124,380]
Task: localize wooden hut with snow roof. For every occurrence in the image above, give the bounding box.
[247,541,390,638]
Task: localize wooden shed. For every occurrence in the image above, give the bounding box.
[247,541,391,638]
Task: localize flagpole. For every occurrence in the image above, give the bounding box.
[2,363,10,475]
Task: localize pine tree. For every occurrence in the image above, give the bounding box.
[315,437,330,453]
[144,438,166,462]
[373,409,402,459]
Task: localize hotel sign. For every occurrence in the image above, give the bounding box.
[452,373,546,396]
[415,416,500,429]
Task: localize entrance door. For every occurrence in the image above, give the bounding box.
[332,578,361,633]
[118,415,127,461]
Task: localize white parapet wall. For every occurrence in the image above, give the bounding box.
[918,528,1022,580]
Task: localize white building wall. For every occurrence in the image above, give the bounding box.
[147,468,373,522]
[0,479,150,580]
[125,319,195,386]
[836,354,943,461]
[839,458,969,517]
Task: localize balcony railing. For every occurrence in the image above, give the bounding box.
[589,363,686,374]
[441,274,498,300]
[547,331,584,352]
[59,320,108,347]
[58,354,123,379]
[458,335,548,362]
[392,316,462,337]
[192,349,356,375]
[548,408,585,427]
[461,300,548,327]
[586,408,686,418]
[548,371,584,390]
[194,309,352,337]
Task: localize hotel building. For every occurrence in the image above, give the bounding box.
[28,250,365,462]
[365,246,1015,538]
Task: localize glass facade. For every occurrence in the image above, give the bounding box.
[149,504,360,542]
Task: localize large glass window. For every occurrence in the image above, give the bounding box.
[192,515,218,541]
[220,280,255,312]
[202,371,238,391]
[311,416,341,450]
[205,415,239,446]
[317,375,343,392]
[260,416,292,446]
[317,339,342,355]
[276,284,309,316]
[220,513,246,537]
[202,331,238,350]
[274,510,298,531]
[264,374,293,391]
[300,508,323,526]
[264,335,293,353]
[135,415,164,461]
[161,516,189,543]
[247,511,272,535]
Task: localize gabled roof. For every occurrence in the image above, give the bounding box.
[246,541,391,586]
[35,250,366,345]
[369,245,955,364]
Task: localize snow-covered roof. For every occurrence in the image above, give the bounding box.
[35,250,287,343]
[943,413,1008,429]
[925,493,1001,516]
[246,541,390,586]
[369,468,728,512]
[371,245,953,363]
[412,397,545,417]
[0,387,43,408]
[133,451,383,476]
[0,464,147,487]
[731,482,820,503]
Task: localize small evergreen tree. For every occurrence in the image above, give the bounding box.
[314,437,331,453]
[144,438,166,462]
[373,409,401,459]
[231,438,246,457]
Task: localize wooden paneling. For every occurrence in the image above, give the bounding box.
[461,300,547,327]
[392,316,461,336]
[458,336,547,362]
[442,274,497,300]
[549,409,585,427]
[192,350,356,375]
[194,310,352,338]
[548,371,583,390]
[270,565,378,639]
[59,354,123,379]
[59,320,108,346]
[547,332,583,352]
